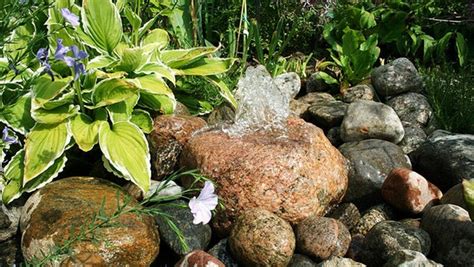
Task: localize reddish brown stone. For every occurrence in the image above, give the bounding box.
[175,250,225,267]
[382,168,443,214]
[295,216,351,261]
[180,117,349,234]
[149,115,207,180]
[20,177,160,266]
[229,209,295,267]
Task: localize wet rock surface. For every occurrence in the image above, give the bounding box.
[317,256,366,267]
[339,139,411,208]
[229,209,295,267]
[342,84,375,103]
[398,123,427,154]
[207,238,239,267]
[410,130,474,191]
[290,92,337,119]
[383,249,442,267]
[386,93,432,127]
[148,115,207,180]
[372,58,423,97]
[296,216,351,261]
[352,204,396,236]
[289,254,318,266]
[307,100,347,129]
[20,177,160,266]
[341,100,405,144]
[154,200,211,256]
[326,203,361,231]
[181,117,348,234]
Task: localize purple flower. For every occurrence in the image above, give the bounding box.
[54,41,88,80]
[36,48,54,79]
[61,8,80,28]
[54,39,70,61]
[2,127,18,145]
[189,181,218,225]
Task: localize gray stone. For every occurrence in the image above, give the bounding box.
[362,221,431,266]
[352,204,396,236]
[207,239,239,267]
[398,123,427,154]
[386,93,432,127]
[317,256,366,267]
[290,92,336,119]
[441,183,468,210]
[275,72,301,99]
[339,139,411,208]
[155,200,212,256]
[327,127,343,147]
[0,203,22,242]
[383,249,442,267]
[343,84,375,103]
[289,254,317,267]
[421,204,474,267]
[306,72,335,93]
[326,203,361,231]
[372,58,423,97]
[307,100,348,129]
[409,130,474,191]
[0,238,20,266]
[341,100,405,144]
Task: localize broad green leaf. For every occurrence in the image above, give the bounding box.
[129,74,173,96]
[456,33,468,67]
[0,94,35,134]
[173,58,236,76]
[204,76,237,109]
[70,113,101,152]
[160,47,218,68]
[0,58,8,70]
[91,78,139,108]
[139,93,175,114]
[359,9,376,29]
[131,109,153,133]
[32,104,79,124]
[138,62,176,84]
[463,179,474,220]
[87,55,118,70]
[143,29,169,51]
[24,121,71,184]
[32,76,72,108]
[40,89,75,111]
[115,47,148,72]
[99,121,151,192]
[102,155,126,179]
[315,71,338,85]
[124,6,142,32]
[436,32,453,60]
[138,16,160,39]
[24,155,67,193]
[81,0,123,54]
[106,94,139,123]
[421,34,436,62]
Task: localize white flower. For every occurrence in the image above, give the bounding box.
[189,181,218,225]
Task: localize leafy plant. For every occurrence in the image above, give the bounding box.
[463,179,474,220]
[0,0,235,203]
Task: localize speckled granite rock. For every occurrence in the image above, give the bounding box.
[317,256,366,267]
[339,139,411,208]
[208,239,239,267]
[148,115,207,180]
[229,209,295,267]
[421,204,474,267]
[398,123,427,154]
[386,93,432,127]
[409,130,474,191]
[181,117,348,234]
[175,250,225,267]
[274,72,301,99]
[342,84,375,103]
[296,216,351,261]
[290,93,336,119]
[361,220,431,266]
[382,168,442,214]
[0,202,22,242]
[372,58,423,97]
[20,177,159,266]
[326,203,361,231]
[289,254,317,266]
[155,200,211,256]
[383,249,442,267]
[340,100,405,144]
[352,204,396,236]
[306,100,347,129]
[0,238,20,266]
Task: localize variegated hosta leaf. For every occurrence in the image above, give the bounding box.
[31,104,79,124]
[99,121,150,192]
[142,29,169,51]
[106,94,139,124]
[137,62,176,84]
[90,78,139,108]
[102,155,127,180]
[1,149,67,204]
[129,74,173,96]
[81,0,123,54]
[115,47,148,73]
[173,58,236,76]
[0,94,35,135]
[24,120,71,184]
[70,113,102,152]
[139,92,176,114]
[160,47,218,68]
[32,75,72,108]
[131,109,153,133]
[87,55,118,70]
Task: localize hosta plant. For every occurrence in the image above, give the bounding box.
[0,0,235,204]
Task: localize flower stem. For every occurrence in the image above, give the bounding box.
[74,79,85,113]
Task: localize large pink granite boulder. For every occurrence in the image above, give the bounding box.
[180,117,349,234]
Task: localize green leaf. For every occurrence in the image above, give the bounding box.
[87,55,118,70]
[160,47,218,68]
[0,94,35,134]
[106,94,139,123]
[32,104,79,124]
[143,29,169,51]
[139,93,175,114]
[359,9,376,29]
[463,179,474,220]
[24,121,71,184]
[91,78,139,108]
[131,109,153,133]
[32,76,72,109]
[124,6,142,32]
[115,47,148,72]
[70,113,101,152]
[204,76,237,109]
[436,32,453,60]
[129,74,173,96]
[315,71,338,85]
[137,62,176,84]
[173,58,236,76]
[81,0,123,54]
[421,34,436,62]
[456,33,468,67]
[99,121,151,192]
[24,155,67,193]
